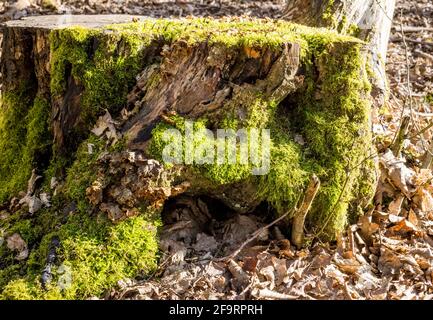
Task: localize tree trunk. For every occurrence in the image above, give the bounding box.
[282,0,396,104]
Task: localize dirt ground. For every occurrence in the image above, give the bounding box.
[1,0,433,300]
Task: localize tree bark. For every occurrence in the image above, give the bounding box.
[282,0,396,105]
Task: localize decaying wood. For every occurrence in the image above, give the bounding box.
[291,174,321,249]
[0,15,307,216]
[123,42,303,150]
[0,15,149,152]
[0,14,377,240]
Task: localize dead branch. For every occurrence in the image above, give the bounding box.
[216,208,295,262]
[391,115,410,157]
[414,49,433,62]
[393,26,433,33]
[291,175,321,249]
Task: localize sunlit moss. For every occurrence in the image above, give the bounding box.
[0,94,51,203]
[0,136,160,300]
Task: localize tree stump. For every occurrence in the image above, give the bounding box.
[0,13,378,235]
[0,15,378,298]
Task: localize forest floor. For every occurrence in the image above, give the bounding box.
[1,0,433,300]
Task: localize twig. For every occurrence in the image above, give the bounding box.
[409,121,433,140]
[400,15,414,116]
[391,115,410,156]
[291,175,321,249]
[422,142,433,170]
[396,12,433,161]
[414,49,433,62]
[393,26,433,33]
[216,208,295,262]
[390,36,433,48]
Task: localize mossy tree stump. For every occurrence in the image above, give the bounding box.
[0,15,377,299]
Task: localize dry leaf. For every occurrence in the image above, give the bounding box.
[358,215,380,241]
[242,256,259,273]
[388,194,404,215]
[408,209,419,226]
[386,219,420,237]
[6,233,28,261]
[193,233,218,253]
[413,188,433,212]
[380,150,416,197]
[244,46,260,58]
[378,248,402,277]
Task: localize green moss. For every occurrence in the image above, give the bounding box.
[1,211,159,300]
[0,93,51,203]
[109,17,360,60]
[1,135,160,300]
[49,26,151,138]
[426,93,433,105]
[40,0,59,10]
[322,0,337,28]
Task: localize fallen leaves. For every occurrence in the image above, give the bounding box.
[91,111,120,144]
[6,233,28,261]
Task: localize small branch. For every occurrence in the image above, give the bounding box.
[414,49,433,62]
[409,121,433,140]
[216,208,295,262]
[291,175,321,249]
[390,36,433,48]
[393,26,433,33]
[422,143,433,170]
[391,115,410,157]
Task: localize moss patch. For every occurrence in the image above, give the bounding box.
[0,136,160,300]
[0,93,51,203]
[49,26,153,145]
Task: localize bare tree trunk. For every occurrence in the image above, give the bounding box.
[282,0,396,104]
